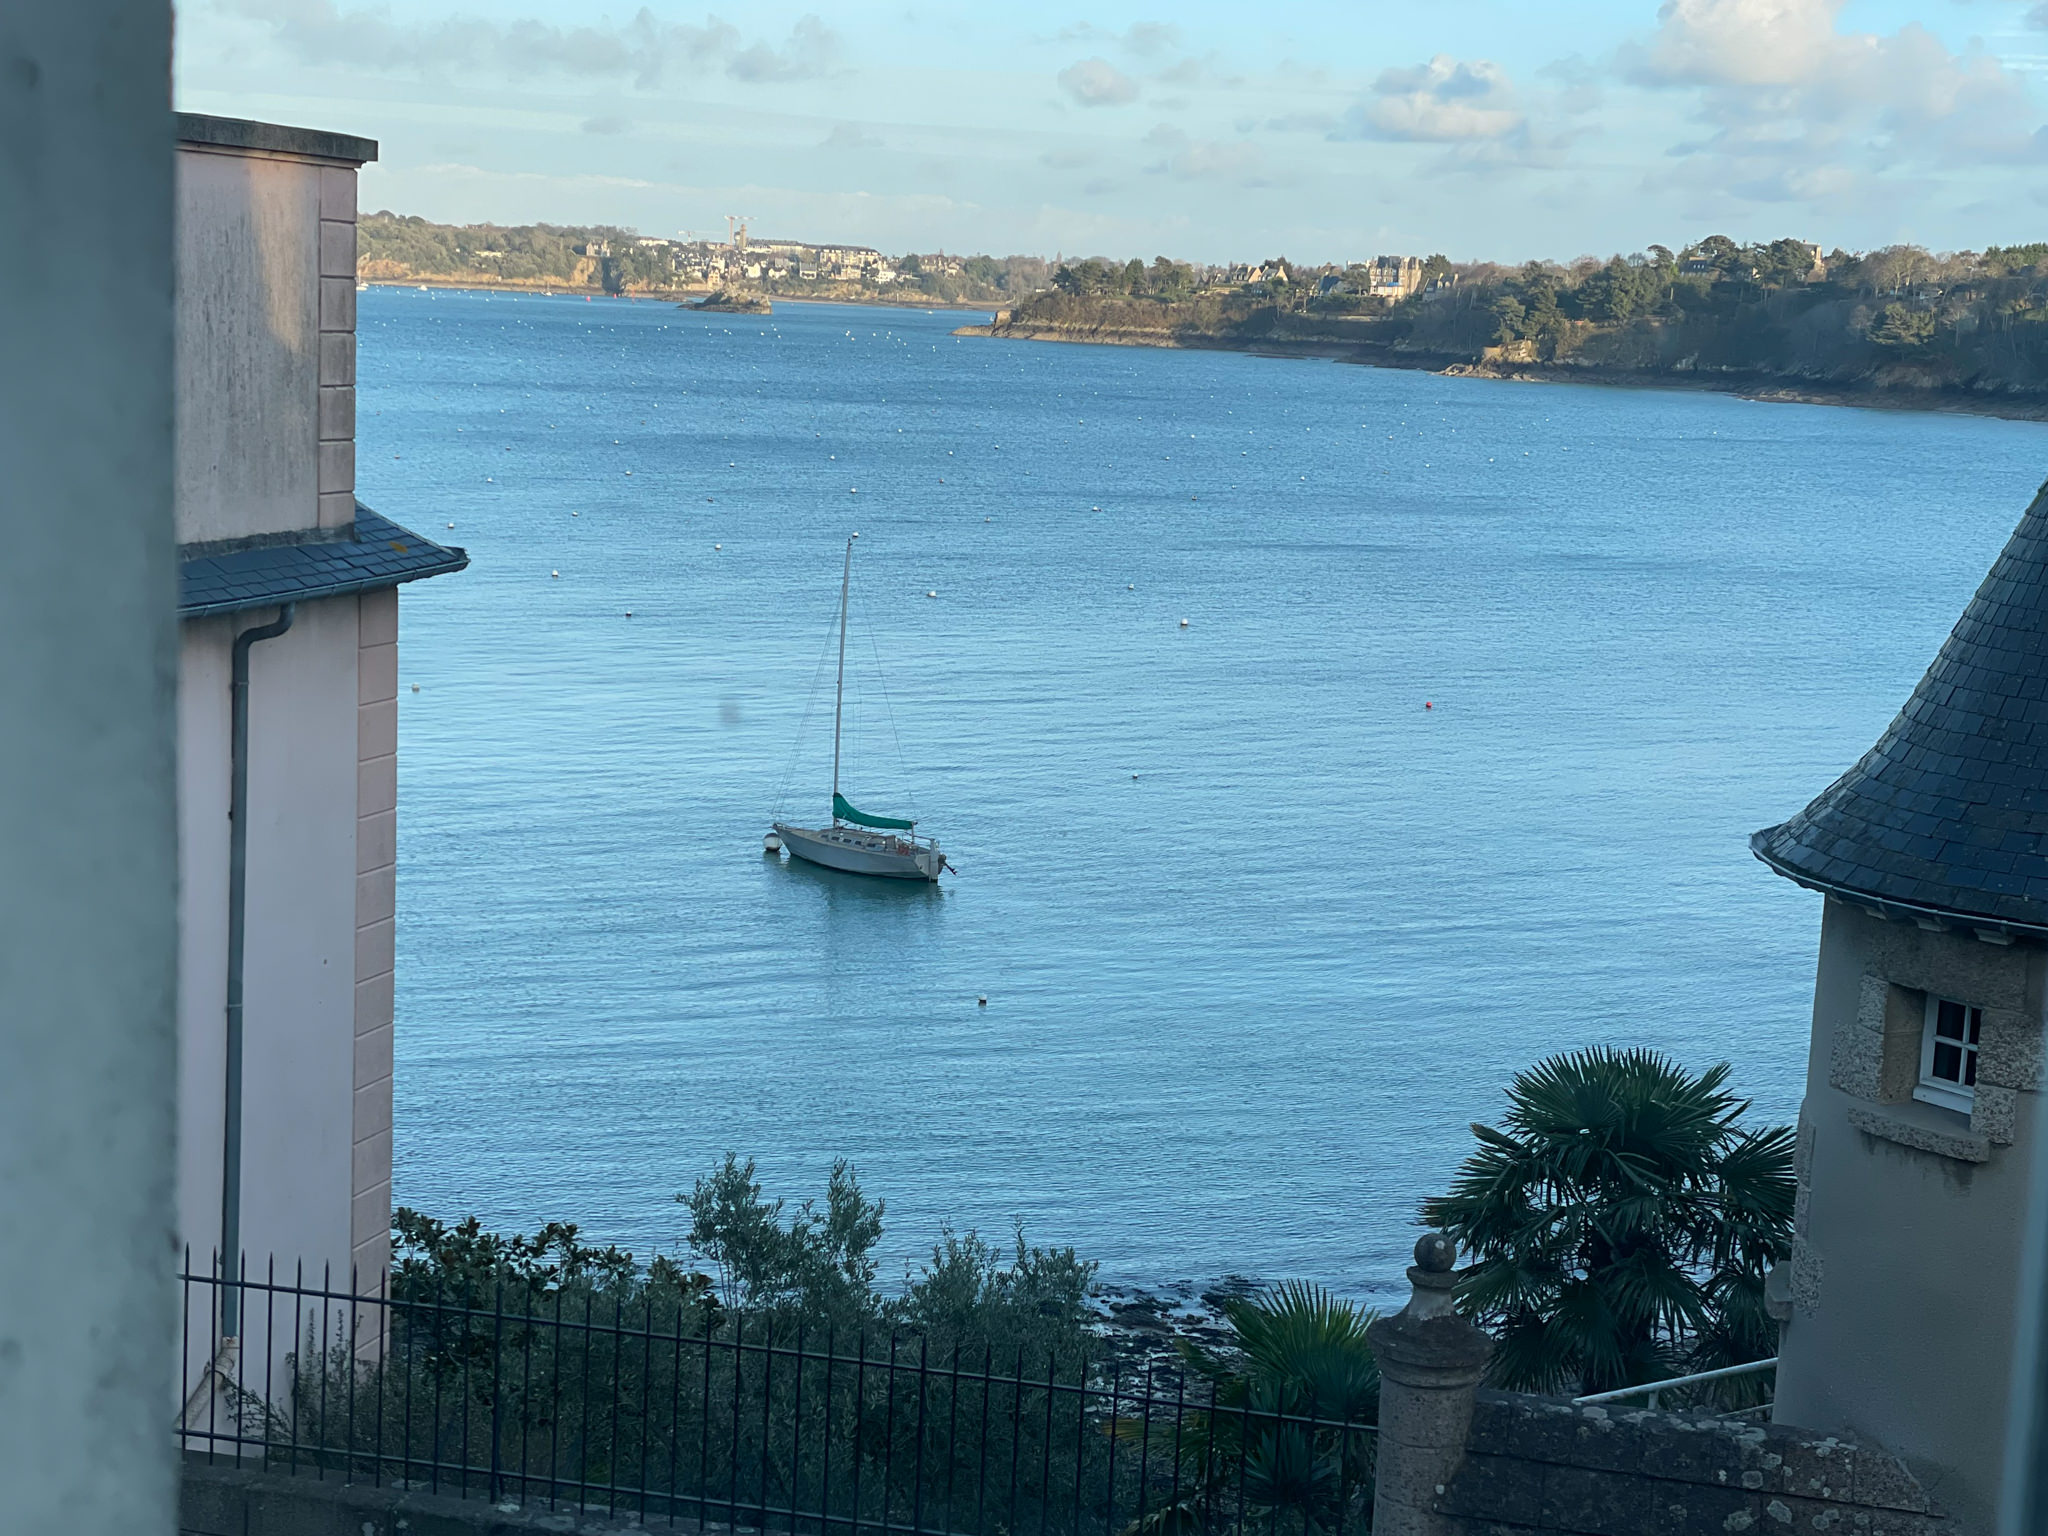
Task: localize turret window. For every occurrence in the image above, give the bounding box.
[1916,996,1982,1113]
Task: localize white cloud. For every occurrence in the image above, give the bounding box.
[727,16,839,82]
[1058,57,1140,107]
[1142,125,1267,183]
[1055,21,1180,57]
[1630,0,2044,199]
[1348,56,1525,143]
[820,123,879,150]
[219,0,840,87]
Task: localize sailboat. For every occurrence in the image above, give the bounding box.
[771,535,949,882]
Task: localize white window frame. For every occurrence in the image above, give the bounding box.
[1914,994,1983,1114]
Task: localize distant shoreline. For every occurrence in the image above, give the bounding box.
[956,320,2048,425]
[362,277,998,315]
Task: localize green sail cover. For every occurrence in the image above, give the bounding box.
[834,792,915,830]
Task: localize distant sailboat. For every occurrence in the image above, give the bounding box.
[772,535,949,882]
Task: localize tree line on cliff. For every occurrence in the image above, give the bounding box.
[1016,237,2048,400]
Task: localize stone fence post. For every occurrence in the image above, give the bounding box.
[1367,1234,1493,1536]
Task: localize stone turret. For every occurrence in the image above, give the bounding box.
[1752,480,2048,1534]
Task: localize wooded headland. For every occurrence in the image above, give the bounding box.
[964,243,2048,420]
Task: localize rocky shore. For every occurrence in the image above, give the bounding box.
[1080,1278,1266,1378]
[959,314,2048,424]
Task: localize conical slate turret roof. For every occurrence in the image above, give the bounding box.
[1754,481,2048,938]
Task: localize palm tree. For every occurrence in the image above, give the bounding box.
[1422,1047,1793,1399]
[1123,1282,1378,1536]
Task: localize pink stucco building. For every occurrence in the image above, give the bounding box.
[172,113,464,1305]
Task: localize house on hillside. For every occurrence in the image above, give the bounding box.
[172,114,466,1325]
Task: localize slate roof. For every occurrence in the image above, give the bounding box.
[1753,481,2048,937]
[179,506,467,619]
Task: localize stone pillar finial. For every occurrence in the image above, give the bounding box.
[1367,1233,1494,1536]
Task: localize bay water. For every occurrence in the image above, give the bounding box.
[360,290,2048,1305]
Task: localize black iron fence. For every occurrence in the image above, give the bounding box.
[178,1261,1376,1536]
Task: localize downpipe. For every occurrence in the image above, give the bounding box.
[220,604,294,1338]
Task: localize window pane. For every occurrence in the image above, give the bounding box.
[1937,1000,1967,1041]
[1968,1007,1983,1045]
[1965,1052,1979,1088]
[1933,1042,1963,1082]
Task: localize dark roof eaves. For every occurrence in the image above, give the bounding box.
[1749,830,2047,943]
[178,508,468,618]
[178,551,467,619]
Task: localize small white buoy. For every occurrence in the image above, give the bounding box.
[1131,772,1138,779]
[927,590,937,599]
[977,995,987,1006]
[714,543,722,550]
[551,570,560,578]
[1127,584,1134,590]
[572,511,580,516]
[625,610,633,617]
[447,522,455,528]
[1092,506,1100,512]
[411,683,420,693]
[764,832,782,853]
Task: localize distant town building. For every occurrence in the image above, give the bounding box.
[1363,256,1425,301]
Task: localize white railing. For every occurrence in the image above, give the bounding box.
[1571,1356,1778,1411]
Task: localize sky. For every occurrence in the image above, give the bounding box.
[174,0,2048,265]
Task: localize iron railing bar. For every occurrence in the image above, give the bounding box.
[760,1314,776,1533]
[944,1342,961,1536]
[316,1260,332,1481]
[373,1269,388,1490]
[668,1302,685,1529]
[822,1322,837,1536]
[1037,1350,1055,1536]
[1570,1356,1779,1406]
[974,1342,989,1536]
[348,1262,361,1483]
[609,1290,624,1519]
[730,1311,746,1536]
[641,1293,655,1527]
[912,1335,929,1536]
[550,1281,565,1510]
[882,1331,900,1536]
[698,1307,713,1535]
[1103,1366,1119,1536]
[1004,1347,1022,1536]
[791,1317,807,1536]
[851,1326,867,1536]
[520,1283,535,1506]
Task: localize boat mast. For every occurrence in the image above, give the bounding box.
[831,533,853,817]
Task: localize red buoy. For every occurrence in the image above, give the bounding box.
[1424,701,1434,709]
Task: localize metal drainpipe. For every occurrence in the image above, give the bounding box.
[220,603,294,1337]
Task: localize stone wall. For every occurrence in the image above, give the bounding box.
[181,1459,670,1535]
[1438,1392,1946,1536]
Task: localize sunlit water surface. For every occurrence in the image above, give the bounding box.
[359,289,2048,1304]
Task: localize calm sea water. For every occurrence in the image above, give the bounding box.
[360,289,2047,1305]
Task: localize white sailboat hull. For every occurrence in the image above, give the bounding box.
[774,823,943,882]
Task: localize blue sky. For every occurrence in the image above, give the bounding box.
[176,0,2048,263]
